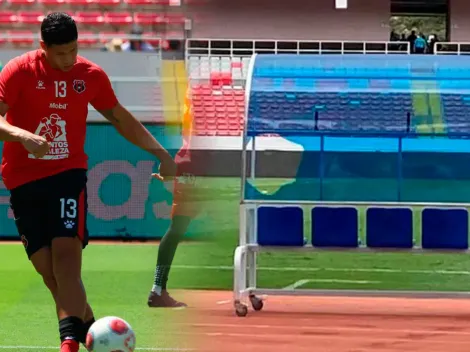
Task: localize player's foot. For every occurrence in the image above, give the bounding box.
[61,339,79,352]
[148,290,187,308]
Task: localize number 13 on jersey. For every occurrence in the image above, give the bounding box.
[55,81,67,98]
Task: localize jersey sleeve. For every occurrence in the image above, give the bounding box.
[90,67,118,111]
[0,59,24,108]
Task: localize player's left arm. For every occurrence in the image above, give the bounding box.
[91,68,176,178]
[98,103,173,163]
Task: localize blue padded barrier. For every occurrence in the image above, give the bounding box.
[366,207,413,248]
[256,206,305,246]
[311,207,358,247]
[422,208,469,250]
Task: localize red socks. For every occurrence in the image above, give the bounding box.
[61,339,79,352]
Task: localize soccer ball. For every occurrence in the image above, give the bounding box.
[85,316,136,352]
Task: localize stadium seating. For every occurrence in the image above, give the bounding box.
[188,65,414,136]
[188,55,415,136]
[191,84,245,136]
[249,91,412,133]
[187,52,470,136]
[0,0,186,47]
[188,56,251,81]
[188,57,250,136]
[442,94,470,133]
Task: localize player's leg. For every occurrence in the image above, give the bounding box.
[30,246,95,340]
[148,214,192,307]
[46,169,93,352]
[11,181,94,350]
[148,162,200,308]
[52,237,87,351]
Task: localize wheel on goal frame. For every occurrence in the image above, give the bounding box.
[234,301,248,317]
[249,294,264,311]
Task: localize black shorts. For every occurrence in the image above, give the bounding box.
[10,168,89,259]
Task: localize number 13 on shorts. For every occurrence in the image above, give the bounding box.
[60,197,77,219]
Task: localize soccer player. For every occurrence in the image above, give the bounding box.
[148,88,201,308]
[0,12,176,352]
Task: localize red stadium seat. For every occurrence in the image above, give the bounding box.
[78,30,99,46]
[38,0,66,5]
[46,9,74,16]
[8,30,34,46]
[134,12,161,25]
[75,11,105,25]
[190,84,245,137]
[7,0,35,6]
[99,31,125,43]
[0,11,17,24]
[164,13,185,24]
[95,0,120,6]
[124,0,171,4]
[104,12,133,26]
[125,0,152,4]
[65,0,93,5]
[210,72,233,86]
[17,11,45,25]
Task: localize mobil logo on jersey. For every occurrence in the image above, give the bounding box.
[49,102,68,110]
[29,113,69,160]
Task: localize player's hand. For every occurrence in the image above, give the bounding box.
[152,156,177,182]
[20,133,50,158]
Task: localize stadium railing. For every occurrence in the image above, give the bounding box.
[186,39,411,56]
[434,42,470,55]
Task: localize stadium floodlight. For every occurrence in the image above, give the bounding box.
[336,0,347,9]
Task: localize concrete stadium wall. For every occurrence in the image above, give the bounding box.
[190,0,390,41]
[449,0,470,42]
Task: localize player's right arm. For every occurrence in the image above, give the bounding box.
[0,60,50,158]
[0,102,26,142]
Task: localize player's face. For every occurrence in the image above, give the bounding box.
[41,41,78,72]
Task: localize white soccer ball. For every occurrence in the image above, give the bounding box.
[85,316,136,352]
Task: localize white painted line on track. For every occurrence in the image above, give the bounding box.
[216,300,232,305]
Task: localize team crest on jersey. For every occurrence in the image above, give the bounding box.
[29,113,69,160]
[73,80,86,94]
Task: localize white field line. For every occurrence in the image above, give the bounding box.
[283,279,381,290]
[283,279,311,290]
[171,264,470,276]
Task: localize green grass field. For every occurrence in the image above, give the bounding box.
[2,177,470,350]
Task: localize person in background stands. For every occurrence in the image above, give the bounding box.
[407,30,418,53]
[414,35,427,54]
[121,25,155,52]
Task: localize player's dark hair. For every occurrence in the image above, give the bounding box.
[41,12,78,47]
